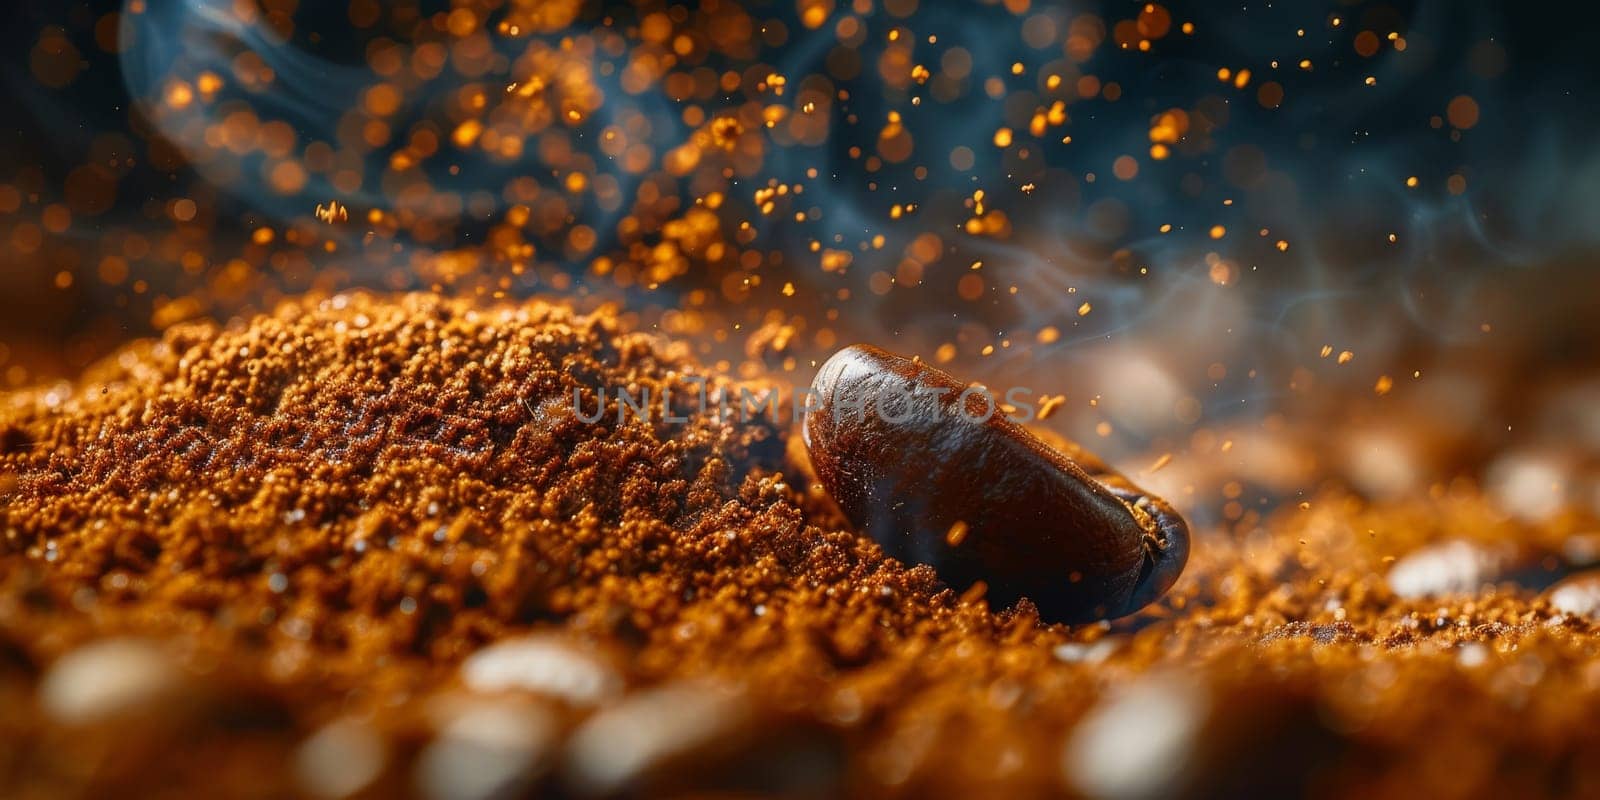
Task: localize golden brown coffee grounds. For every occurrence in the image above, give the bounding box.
[3,293,1600,798]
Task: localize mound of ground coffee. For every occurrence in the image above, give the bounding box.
[3,293,1600,798]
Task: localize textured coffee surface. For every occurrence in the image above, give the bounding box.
[2,293,1599,798]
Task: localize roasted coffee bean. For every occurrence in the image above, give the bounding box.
[802,344,1190,623]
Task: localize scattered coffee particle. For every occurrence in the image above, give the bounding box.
[945,520,970,548]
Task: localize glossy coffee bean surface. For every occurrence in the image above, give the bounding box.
[802,344,1190,623]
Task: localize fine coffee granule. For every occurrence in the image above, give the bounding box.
[3,293,1600,798]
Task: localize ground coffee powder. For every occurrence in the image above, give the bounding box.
[3,293,1600,798]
